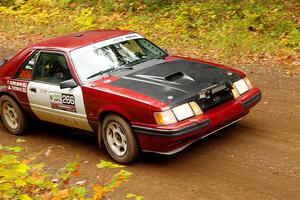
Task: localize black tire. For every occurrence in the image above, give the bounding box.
[101,114,139,164]
[0,95,28,135]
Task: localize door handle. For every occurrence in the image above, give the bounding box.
[29,87,37,93]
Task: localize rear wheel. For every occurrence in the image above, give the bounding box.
[101,114,139,164]
[0,95,28,135]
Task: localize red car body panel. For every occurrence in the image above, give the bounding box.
[31,30,134,52]
[81,78,169,132]
[0,30,262,155]
[135,88,261,153]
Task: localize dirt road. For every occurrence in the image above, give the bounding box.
[0,59,299,199]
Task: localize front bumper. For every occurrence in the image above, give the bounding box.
[133,88,262,154]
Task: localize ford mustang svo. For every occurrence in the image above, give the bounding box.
[0,30,262,163]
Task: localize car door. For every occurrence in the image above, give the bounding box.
[27,51,93,131]
[7,51,39,114]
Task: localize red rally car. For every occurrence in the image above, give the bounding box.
[0,30,261,163]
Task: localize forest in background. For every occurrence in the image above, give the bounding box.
[0,0,299,73]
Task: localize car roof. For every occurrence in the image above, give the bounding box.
[30,30,134,52]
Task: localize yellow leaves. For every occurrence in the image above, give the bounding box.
[0,6,16,15]
[15,179,27,187]
[15,163,30,174]
[126,193,144,200]
[96,160,125,169]
[18,194,33,200]
[92,184,104,200]
[109,13,124,22]
[15,0,25,6]
[0,145,23,153]
[1,140,137,200]
[91,162,133,199]
[102,169,132,194]
[75,8,96,30]
[16,139,27,143]
[52,189,71,200]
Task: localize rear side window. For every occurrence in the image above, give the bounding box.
[0,56,12,68]
[0,60,6,68]
[16,51,39,80]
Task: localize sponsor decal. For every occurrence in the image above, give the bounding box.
[71,33,144,58]
[7,80,28,93]
[112,33,141,43]
[49,93,76,113]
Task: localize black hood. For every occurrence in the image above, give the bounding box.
[110,59,241,107]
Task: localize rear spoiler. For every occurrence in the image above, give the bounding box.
[0,56,12,68]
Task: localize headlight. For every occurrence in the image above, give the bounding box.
[154,102,203,125]
[172,103,195,121]
[232,77,253,99]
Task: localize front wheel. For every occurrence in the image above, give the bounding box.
[0,95,28,135]
[101,114,139,164]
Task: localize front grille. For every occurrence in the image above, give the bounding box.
[197,90,234,111]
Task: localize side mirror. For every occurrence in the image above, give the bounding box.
[60,79,77,89]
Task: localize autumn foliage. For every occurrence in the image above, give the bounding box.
[0,0,299,70]
[0,139,143,200]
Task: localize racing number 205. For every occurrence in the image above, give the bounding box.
[62,94,75,106]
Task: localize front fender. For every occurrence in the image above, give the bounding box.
[97,104,132,123]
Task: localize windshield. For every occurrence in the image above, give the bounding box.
[70,34,167,82]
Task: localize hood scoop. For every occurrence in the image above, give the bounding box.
[165,72,195,84]
[165,72,184,81]
[134,72,195,86]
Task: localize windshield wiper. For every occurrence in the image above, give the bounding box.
[114,66,133,72]
[125,57,155,67]
[87,67,133,80]
[125,55,168,67]
[87,68,116,80]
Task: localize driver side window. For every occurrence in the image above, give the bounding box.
[33,52,72,84]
